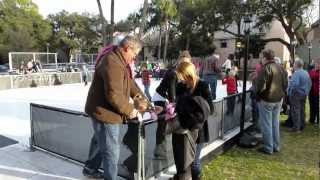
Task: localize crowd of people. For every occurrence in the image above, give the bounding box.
[250,50,319,155]
[81,35,319,180]
[19,59,42,74]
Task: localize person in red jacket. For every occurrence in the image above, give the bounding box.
[141,62,152,100]
[222,70,238,115]
[308,58,319,125]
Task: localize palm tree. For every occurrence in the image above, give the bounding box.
[96,0,107,45]
[110,0,115,43]
[139,0,149,38]
[155,0,177,62]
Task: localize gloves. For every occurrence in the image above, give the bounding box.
[165,102,176,121]
[129,109,139,119]
[137,112,143,122]
[129,109,143,122]
[133,95,149,112]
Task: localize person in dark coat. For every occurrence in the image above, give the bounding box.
[308,58,319,125]
[156,50,192,102]
[174,61,214,180]
[255,49,288,154]
[153,50,192,158]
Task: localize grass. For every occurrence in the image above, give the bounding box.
[202,102,320,180]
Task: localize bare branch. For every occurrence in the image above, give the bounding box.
[216,27,244,38]
[293,14,303,32]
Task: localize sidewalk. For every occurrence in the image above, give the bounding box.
[0,144,85,180]
[0,122,250,180]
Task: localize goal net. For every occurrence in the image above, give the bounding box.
[9,52,58,72]
[74,53,97,65]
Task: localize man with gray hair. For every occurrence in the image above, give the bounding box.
[83,35,147,179]
[255,49,288,155]
[288,59,311,133]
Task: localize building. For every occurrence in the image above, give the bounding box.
[296,19,320,65]
[213,20,291,68]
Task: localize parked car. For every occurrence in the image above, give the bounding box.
[0,64,9,75]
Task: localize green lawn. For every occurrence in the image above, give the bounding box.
[202,105,320,179]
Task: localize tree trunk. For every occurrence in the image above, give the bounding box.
[139,0,148,38]
[157,26,162,60]
[185,33,190,50]
[163,20,169,62]
[96,0,107,45]
[109,0,115,44]
[236,20,241,67]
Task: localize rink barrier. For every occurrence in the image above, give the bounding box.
[0,72,93,90]
[30,91,252,180]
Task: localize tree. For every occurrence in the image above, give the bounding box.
[109,0,115,43]
[96,0,107,45]
[0,0,52,64]
[47,12,100,62]
[203,0,314,60]
[175,0,197,50]
[139,0,149,38]
[157,0,177,62]
[255,0,313,59]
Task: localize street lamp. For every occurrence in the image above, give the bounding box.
[291,40,297,66]
[46,43,50,64]
[239,8,252,136]
[236,40,243,67]
[308,42,312,66]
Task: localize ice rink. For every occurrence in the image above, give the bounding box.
[0,78,251,146]
[0,78,251,179]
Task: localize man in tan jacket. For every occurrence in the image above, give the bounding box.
[83,36,147,180]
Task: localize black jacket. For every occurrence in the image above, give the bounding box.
[156,68,178,102]
[176,80,214,143]
[176,96,211,130]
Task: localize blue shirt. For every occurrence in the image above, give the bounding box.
[288,69,311,96]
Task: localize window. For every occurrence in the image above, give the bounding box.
[220,41,227,48]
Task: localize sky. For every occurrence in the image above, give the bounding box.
[32,0,319,24]
[32,0,146,22]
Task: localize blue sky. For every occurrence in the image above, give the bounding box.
[32,0,145,22]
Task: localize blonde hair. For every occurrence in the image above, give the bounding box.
[176,61,199,91]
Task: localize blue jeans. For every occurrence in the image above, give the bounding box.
[203,74,217,99]
[144,84,152,100]
[85,118,120,180]
[290,94,307,130]
[191,143,204,178]
[258,100,282,153]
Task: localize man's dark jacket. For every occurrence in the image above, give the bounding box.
[85,48,142,123]
[255,61,288,102]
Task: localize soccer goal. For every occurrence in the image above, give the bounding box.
[74,53,97,65]
[9,52,58,72]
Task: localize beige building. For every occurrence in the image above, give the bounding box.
[307,19,320,43]
[213,20,291,68]
[297,19,320,64]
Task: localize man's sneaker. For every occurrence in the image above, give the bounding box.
[257,147,273,155]
[287,128,302,133]
[82,167,104,179]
